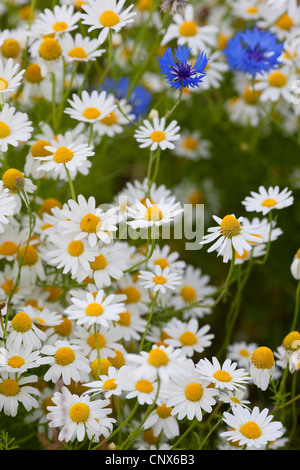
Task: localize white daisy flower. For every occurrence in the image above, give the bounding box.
[250,346,276,391]
[83,365,126,399]
[241,185,294,215]
[220,405,284,449]
[93,98,135,138]
[227,341,258,370]
[163,360,219,422]
[65,89,117,124]
[172,129,211,160]
[161,4,218,55]
[147,244,186,274]
[126,197,183,229]
[64,289,127,329]
[38,339,91,385]
[72,324,123,362]
[6,310,47,351]
[142,401,180,440]
[138,265,182,294]
[58,194,121,247]
[0,57,24,95]
[218,390,251,410]
[0,344,40,374]
[35,37,63,74]
[231,0,264,20]
[200,214,263,263]
[255,66,296,103]
[31,4,81,37]
[36,142,94,180]
[81,0,136,45]
[0,372,40,417]
[0,104,33,152]
[134,116,180,151]
[196,357,250,391]
[46,233,99,279]
[115,273,150,315]
[163,318,214,357]
[22,62,53,105]
[115,309,147,342]
[60,32,106,63]
[47,386,115,442]
[119,366,161,405]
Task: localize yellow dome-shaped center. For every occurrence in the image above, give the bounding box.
[240,421,262,439]
[54,346,75,366]
[220,215,241,238]
[250,346,274,369]
[69,403,90,422]
[185,382,203,401]
[179,21,198,37]
[100,10,120,27]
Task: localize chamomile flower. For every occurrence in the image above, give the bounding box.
[0,345,40,374]
[218,390,251,410]
[134,116,180,151]
[47,386,115,442]
[196,357,250,391]
[172,130,211,160]
[36,142,95,180]
[119,367,161,405]
[126,197,183,229]
[281,331,300,372]
[115,273,150,315]
[46,233,99,279]
[60,32,106,63]
[31,5,81,37]
[142,402,180,439]
[250,346,276,390]
[0,180,17,232]
[81,0,136,45]
[93,98,135,137]
[147,244,186,274]
[6,310,47,351]
[65,89,117,124]
[241,185,294,215]
[220,405,284,449]
[255,66,296,103]
[227,341,258,370]
[38,340,91,385]
[64,289,127,328]
[58,194,121,246]
[0,57,24,96]
[72,324,123,362]
[36,37,63,74]
[115,310,147,342]
[0,372,40,417]
[0,104,33,152]
[163,318,214,357]
[138,265,182,294]
[164,360,219,421]
[83,366,126,399]
[200,214,263,263]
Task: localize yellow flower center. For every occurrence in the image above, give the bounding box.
[0,122,11,139]
[89,254,107,271]
[0,241,18,257]
[100,10,120,27]
[1,39,20,58]
[80,213,101,233]
[275,13,294,30]
[156,403,173,419]
[150,130,166,142]
[152,275,167,284]
[2,279,15,295]
[154,257,169,270]
[213,370,232,382]
[144,205,163,222]
[101,112,117,126]
[240,421,262,440]
[39,38,62,61]
[54,346,75,366]
[181,285,197,303]
[45,285,63,302]
[142,429,159,445]
[135,379,154,393]
[268,71,287,88]
[87,332,106,349]
[7,355,25,368]
[31,140,52,158]
[230,396,241,404]
[188,190,204,206]
[53,146,74,164]
[282,331,300,351]
[235,249,249,260]
[11,312,32,333]
[246,6,258,14]
[148,348,169,367]
[90,358,112,379]
[179,331,197,346]
[220,215,242,238]
[239,348,250,357]
[243,86,261,105]
[179,21,198,37]
[183,136,198,150]
[0,78,8,91]
[250,346,275,369]
[261,198,277,208]
[136,0,152,11]
[68,240,84,257]
[108,350,125,369]
[54,317,73,337]
[41,396,55,415]
[18,245,39,266]
[218,33,229,50]
[117,311,131,327]
[24,63,44,83]
[69,403,90,423]
[68,46,88,59]
[39,197,62,215]
[52,21,68,32]
[83,107,101,120]
[184,383,203,401]
[123,286,141,303]
[103,378,117,390]
[0,378,20,396]
[85,302,104,317]
[75,1,86,9]
[2,168,24,191]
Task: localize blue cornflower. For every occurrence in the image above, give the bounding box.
[158,45,209,90]
[223,26,284,77]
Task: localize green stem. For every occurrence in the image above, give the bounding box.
[139,290,159,352]
[123,237,156,273]
[165,88,183,120]
[291,280,300,331]
[171,421,197,450]
[64,165,76,201]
